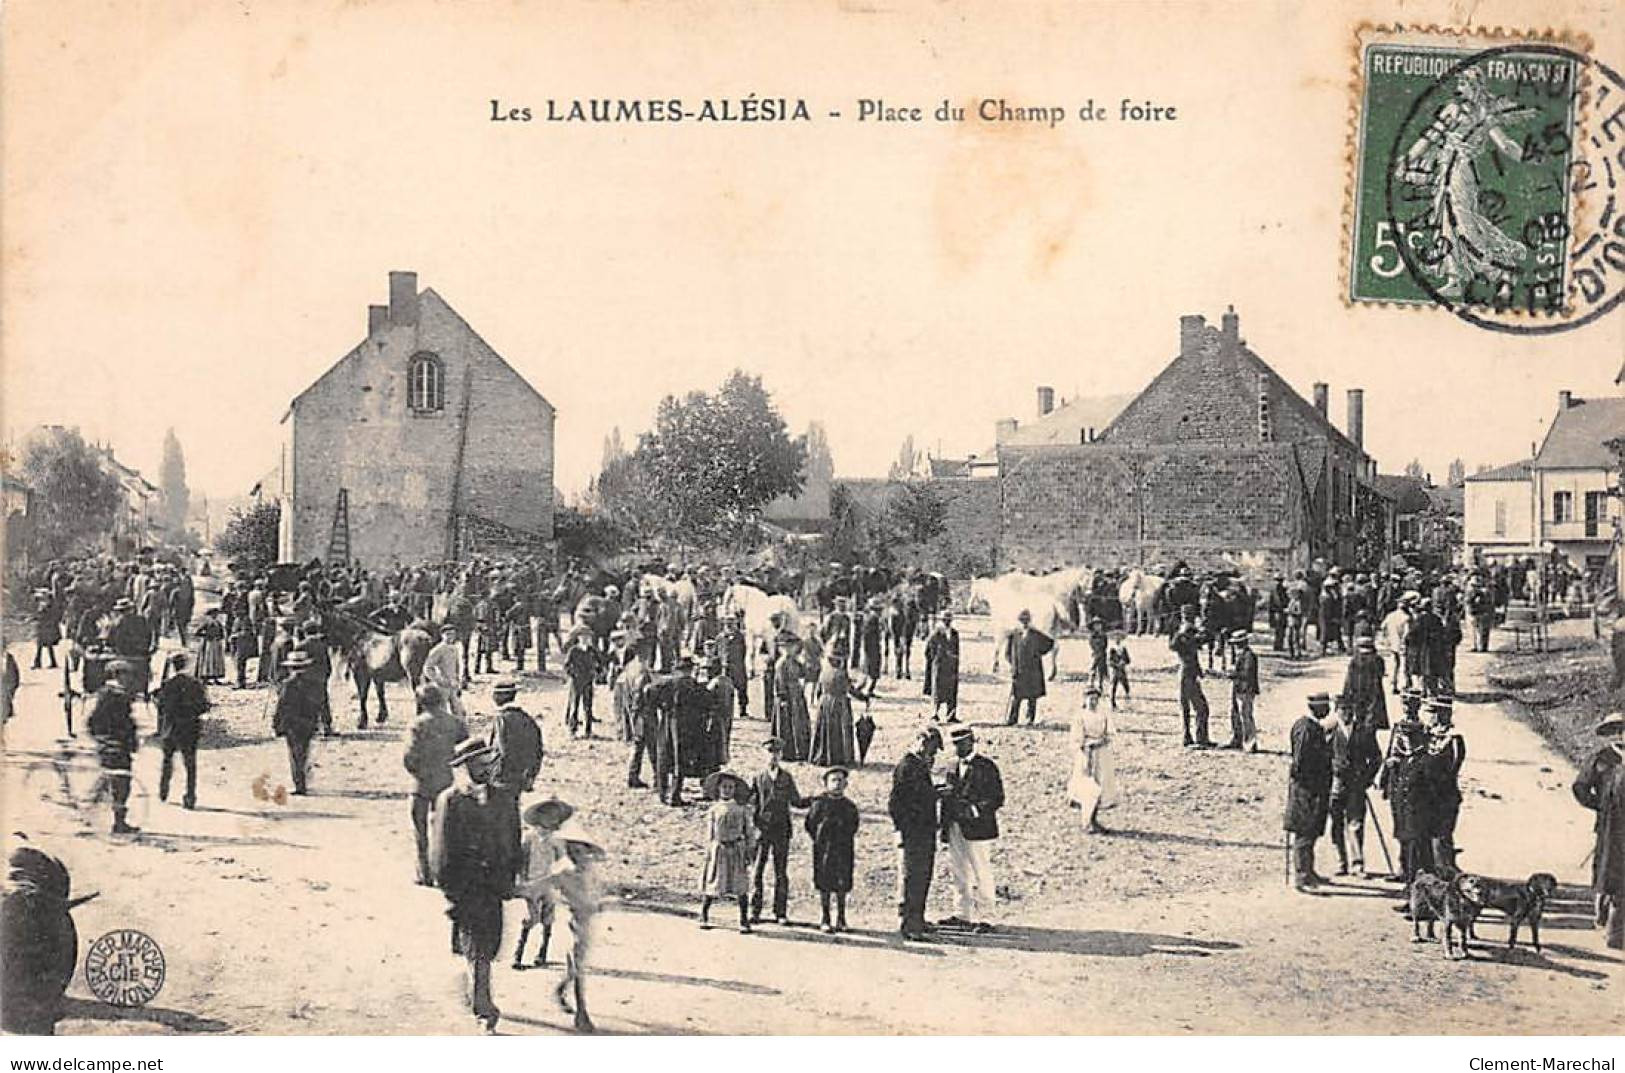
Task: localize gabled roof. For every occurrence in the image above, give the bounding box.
[1098,317,1366,458]
[1000,393,1135,447]
[1465,459,1532,482]
[289,282,554,414]
[928,457,971,478]
[1534,396,1625,470]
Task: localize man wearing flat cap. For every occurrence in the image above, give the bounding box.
[1573,712,1625,947]
[889,726,943,939]
[940,727,1004,932]
[1284,692,1338,891]
[430,738,509,1033]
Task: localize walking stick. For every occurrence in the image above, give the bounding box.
[1364,792,1395,875]
[1284,831,1292,887]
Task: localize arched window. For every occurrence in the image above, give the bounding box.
[408,353,443,412]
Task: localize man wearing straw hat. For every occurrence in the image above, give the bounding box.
[1572,712,1625,948]
[272,649,325,796]
[1224,629,1260,752]
[87,660,141,834]
[431,737,509,1033]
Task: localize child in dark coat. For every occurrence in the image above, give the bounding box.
[804,766,860,934]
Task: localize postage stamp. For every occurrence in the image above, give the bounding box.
[84,928,166,1008]
[1344,25,1623,331]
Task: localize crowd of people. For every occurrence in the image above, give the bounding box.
[7,543,1621,1036]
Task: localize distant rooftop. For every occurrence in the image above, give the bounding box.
[1535,396,1625,470]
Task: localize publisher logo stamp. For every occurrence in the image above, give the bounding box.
[84,928,165,1008]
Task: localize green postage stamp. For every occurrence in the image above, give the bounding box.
[1346,26,1592,321]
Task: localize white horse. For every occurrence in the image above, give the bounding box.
[1118,567,1167,635]
[722,583,800,673]
[971,567,1094,680]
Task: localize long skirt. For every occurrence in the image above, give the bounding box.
[196,638,227,680]
[772,688,812,762]
[809,693,856,767]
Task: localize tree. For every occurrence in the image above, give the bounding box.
[600,426,626,470]
[17,426,122,559]
[1446,458,1465,487]
[159,427,190,538]
[883,480,948,545]
[216,501,281,577]
[887,435,919,481]
[632,370,806,543]
[1403,458,1425,480]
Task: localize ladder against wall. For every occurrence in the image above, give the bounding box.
[327,488,351,566]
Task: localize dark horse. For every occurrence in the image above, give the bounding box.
[323,598,433,729]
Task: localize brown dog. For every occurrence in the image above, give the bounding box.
[1452,872,1559,953]
[1408,872,1451,945]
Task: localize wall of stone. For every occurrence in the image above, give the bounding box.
[287,283,554,566]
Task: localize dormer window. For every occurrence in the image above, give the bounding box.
[408,353,444,412]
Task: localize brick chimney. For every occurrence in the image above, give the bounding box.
[368,304,388,335]
[388,271,419,326]
[1558,390,1573,410]
[995,418,1018,443]
[1221,305,1240,350]
[1036,386,1055,416]
[1347,388,1364,450]
[1313,382,1329,417]
[1179,314,1206,356]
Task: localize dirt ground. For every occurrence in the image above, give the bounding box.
[2,607,1620,1035]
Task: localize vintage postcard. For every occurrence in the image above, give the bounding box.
[1,0,1622,1055]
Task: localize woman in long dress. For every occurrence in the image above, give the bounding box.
[810,649,860,767]
[771,639,812,762]
[194,610,227,683]
[1068,685,1117,834]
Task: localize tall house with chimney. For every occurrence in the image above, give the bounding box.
[982,306,1385,574]
[276,272,556,566]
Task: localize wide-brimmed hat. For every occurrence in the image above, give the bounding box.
[1229,630,1252,645]
[1594,712,1625,738]
[282,650,314,670]
[522,798,575,830]
[449,738,497,768]
[1306,691,1332,712]
[492,678,520,700]
[822,766,850,782]
[113,598,134,611]
[1355,636,1377,651]
[949,726,976,745]
[552,816,603,853]
[702,769,745,799]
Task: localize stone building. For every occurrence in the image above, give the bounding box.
[277,272,555,566]
[933,306,1386,578]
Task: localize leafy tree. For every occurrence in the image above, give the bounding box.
[585,450,665,546]
[216,501,280,577]
[1446,458,1465,488]
[633,371,806,542]
[884,480,948,545]
[159,427,190,537]
[1403,458,1425,480]
[17,426,122,559]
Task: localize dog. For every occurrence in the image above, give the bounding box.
[1452,872,1559,953]
[1407,872,1454,948]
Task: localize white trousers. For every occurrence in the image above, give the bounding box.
[947,826,997,922]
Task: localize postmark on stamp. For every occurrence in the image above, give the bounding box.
[84,928,166,1008]
[1346,26,1623,333]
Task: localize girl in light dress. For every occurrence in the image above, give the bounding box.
[699,770,756,933]
[1068,685,1118,834]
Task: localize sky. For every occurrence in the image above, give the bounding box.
[3,0,1621,504]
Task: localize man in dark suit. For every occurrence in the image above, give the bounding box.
[1170,606,1212,747]
[923,611,961,723]
[650,657,712,806]
[889,725,943,940]
[154,651,210,810]
[430,738,509,1034]
[485,678,544,884]
[1004,609,1053,726]
[940,727,1004,932]
[272,650,326,795]
[1284,692,1337,891]
[88,660,141,834]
